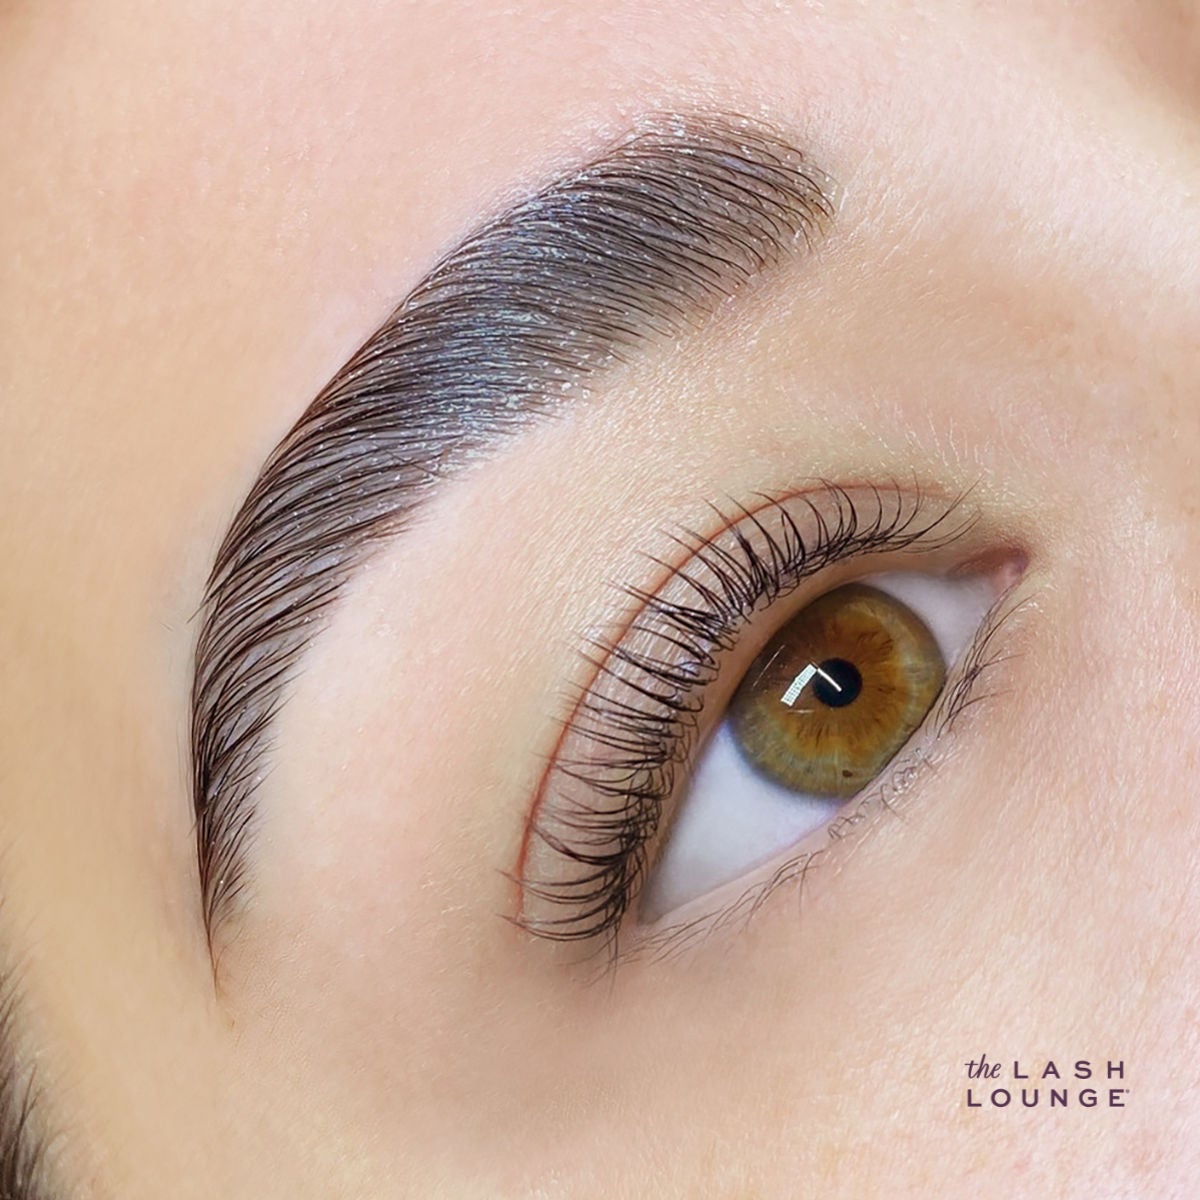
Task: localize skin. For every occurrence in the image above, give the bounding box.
[2,0,1199,1196]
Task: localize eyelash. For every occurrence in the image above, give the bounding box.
[514,482,1010,957]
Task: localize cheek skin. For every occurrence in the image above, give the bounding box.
[234,546,1198,1199]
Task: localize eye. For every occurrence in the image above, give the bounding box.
[639,572,994,921]
[515,484,1020,954]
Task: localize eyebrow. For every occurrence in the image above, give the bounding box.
[190,112,835,949]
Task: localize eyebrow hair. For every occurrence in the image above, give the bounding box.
[191,112,835,949]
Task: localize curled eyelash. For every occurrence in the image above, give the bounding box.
[513,482,979,954]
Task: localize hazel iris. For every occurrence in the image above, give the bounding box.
[727,582,946,798]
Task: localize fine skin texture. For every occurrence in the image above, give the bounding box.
[1,1,1199,1197]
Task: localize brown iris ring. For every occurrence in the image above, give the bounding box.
[727,582,946,799]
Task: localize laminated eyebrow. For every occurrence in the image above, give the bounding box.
[190,114,836,951]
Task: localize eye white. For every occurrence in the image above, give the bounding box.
[639,571,995,922]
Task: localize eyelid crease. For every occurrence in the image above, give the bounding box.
[511,482,984,957]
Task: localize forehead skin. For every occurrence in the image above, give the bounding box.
[1,1,1199,1197]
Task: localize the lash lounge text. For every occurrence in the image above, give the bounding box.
[963,1055,1128,1109]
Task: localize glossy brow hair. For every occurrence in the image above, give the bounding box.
[191,113,834,947]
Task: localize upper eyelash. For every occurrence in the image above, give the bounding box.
[513,482,978,955]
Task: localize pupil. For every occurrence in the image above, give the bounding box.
[812,658,863,708]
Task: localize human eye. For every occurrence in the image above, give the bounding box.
[514,482,1026,958]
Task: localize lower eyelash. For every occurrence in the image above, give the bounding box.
[513,482,981,955]
[620,587,1030,965]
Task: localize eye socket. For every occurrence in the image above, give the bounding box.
[639,571,995,921]
[515,484,1018,954]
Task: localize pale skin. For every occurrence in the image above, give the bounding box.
[2,1,1199,1197]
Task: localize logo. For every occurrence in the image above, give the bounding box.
[963,1055,1129,1108]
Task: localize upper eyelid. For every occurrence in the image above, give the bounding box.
[513,483,983,951]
